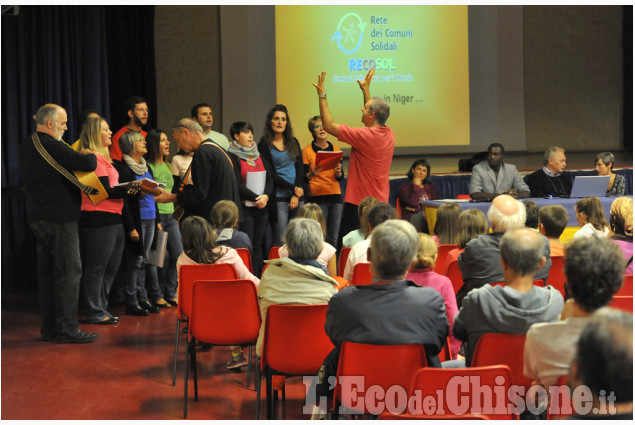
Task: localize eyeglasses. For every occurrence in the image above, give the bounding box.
[314,124,323,130]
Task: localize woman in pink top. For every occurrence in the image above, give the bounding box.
[278,203,337,276]
[176,216,259,286]
[609,197,633,274]
[406,233,460,359]
[443,209,489,275]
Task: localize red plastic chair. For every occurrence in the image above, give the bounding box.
[333,342,428,417]
[258,304,334,419]
[610,295,633,312]
[617,274,633,296]
[457,194,471,200]
[172,263,238,386]
[235,248,253,273]
[407,365,515,419]
[546,256,565,298]
[434,244,458,275]
[396,197,403,219]
[444,259,464,296]
[379,412,490,420]
[268,246,282,260]
[351,262,372,285]
[547,374,574,420]
[438,337,453,363]
[184,279,261,418]
[471,333,532,392]
[338,247,352,277]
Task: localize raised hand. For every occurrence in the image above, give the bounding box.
[313,71,326,96]
[356,68,376,92]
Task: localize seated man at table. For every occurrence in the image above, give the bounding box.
[457,194,552,307]
[453,228,563,366]
[538,205,569,256]
[469,143,530,201]
[525,146,572,197]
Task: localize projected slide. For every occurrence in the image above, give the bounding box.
[276,6,470,149]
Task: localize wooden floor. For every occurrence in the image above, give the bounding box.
[1,292,310,420]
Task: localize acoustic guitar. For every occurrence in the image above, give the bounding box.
[74,170,108,206]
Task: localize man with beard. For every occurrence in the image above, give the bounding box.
[109,95,149,161]
[191,103,230,150]
[469,143,530,201]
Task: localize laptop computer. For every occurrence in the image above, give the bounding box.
[568,175,610,198]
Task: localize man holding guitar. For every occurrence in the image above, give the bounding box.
[18,104,99,344]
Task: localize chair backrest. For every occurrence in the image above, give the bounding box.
[471,333,532,391]
[262,304,333,376]
[334,342,428,415]
[547,374,574,420]
[235,248,253,273]
[338,247,352,277]
[408,365,514,420]
[456,194,471,200]
[610,295,633,312]
[189,279,261,345]
[618,274,633,296]
[395,197,402,219]
[546,256,565,298]
[351,262,372,285]
[178,263,238,319]
[268,246,281,260]
[444,259,464,296]
[434,244,458,274]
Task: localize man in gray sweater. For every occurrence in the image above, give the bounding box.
[453,227,564,366]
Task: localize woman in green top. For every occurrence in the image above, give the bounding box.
[145,129,183,306]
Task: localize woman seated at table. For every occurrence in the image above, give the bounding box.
[609,197,633,274]
[595,152,625,196]
[573,197,609,240]
[398,159,438,223]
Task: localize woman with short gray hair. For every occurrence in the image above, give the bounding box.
[594,151,625,196]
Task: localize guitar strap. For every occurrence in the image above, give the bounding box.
[31,132,99,196]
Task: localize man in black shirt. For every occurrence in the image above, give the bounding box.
[525,146,572,197]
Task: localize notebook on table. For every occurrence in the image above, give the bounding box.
[568,175,610,198]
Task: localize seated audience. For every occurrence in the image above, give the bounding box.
[453,228,564,366]
[523,200,539,229]
[210,200,253,253]
[567,307,633,419]
[398,158,438,222]
[406,233,460,359]
[342,196,378,248]
[433,202,461,245]
[176,215,258,286]
[278,203,337,276]
[443,208,489,274]
[538,205,569,257]
[526,146,572,197]
[469,143,530,200]
[256,218,338,357]
[524,236,625,387]
[609,196,633,274]
[342,203,396,281]
[595,151,626,196]
[457,194,552,307]
[318,220,448,403]
[573,196,609,240]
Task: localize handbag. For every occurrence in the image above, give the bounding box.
[147,230,168,267]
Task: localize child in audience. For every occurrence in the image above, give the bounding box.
[444,209,489,274]
[210,200,253,252]
[538,205,569,257]
[406,233,460,359]
[278,203,337,276]
[433,202,462,245]
[573,197,609,240]
[523,200,540,229]
[342,196,378,247]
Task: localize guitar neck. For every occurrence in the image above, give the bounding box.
[140,186,163,196]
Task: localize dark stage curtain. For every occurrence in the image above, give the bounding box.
[1,6,156,292]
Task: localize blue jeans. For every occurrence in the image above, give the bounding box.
[317,202,344,248]
[157,214,183,300]
[125,219,162,305]
[80,223,125,322]
[30,220,82,337]
[273,200,303,246]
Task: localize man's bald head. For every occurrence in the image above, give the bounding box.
[500,227,546,276]
[488,194,526,232]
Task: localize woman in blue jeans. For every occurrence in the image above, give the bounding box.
[257,105,305,246]
[145,129,183,306]
[117,131,169,316]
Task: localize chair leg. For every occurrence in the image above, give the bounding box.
[265,372,273,420]
[172,317,183,386]
[184,338,189,419]
[191,339,199,402]
[255,356,261,420]
[246,345,252,388]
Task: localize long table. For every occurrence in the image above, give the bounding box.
[420,196,629,243]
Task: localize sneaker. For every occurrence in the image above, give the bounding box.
[226,352,248,370]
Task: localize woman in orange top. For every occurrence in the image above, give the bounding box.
[302,116,344,248]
